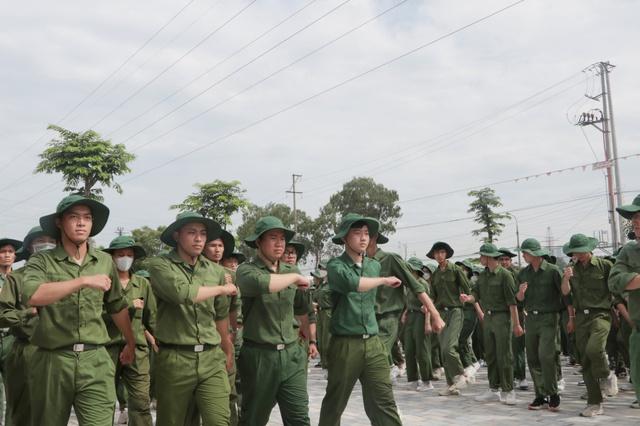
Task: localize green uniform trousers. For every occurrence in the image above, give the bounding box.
[431,337,442,371]
[525,312,559,397]
[617,318,632,370]
[630,326,640,402]
[238,342,309,426]
[107,345,152,426]
[575,311,611,405]
[4,339,34,426]
[483,312,514,392]
[155,346,230,426]
[29,346,116,426]
[376,312,402,366]
[459,309,478,368]
[512,309,526,380]
[319,335,402,426]
[437,308,464,385]
[317,310,332,370]
[0,333,13,426]
[403,311,432,382]
[229,360,239,426]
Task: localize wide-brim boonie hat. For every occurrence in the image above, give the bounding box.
[616,194,640,220]
[422,262,437,274]
[376,234,389,244]
[0,238,22,252]
[519,238,549,257]
[103,235,147,259]
[14,248,29,263]
[427,241,454,259]
[223,251,246,264]
[407,256,424,273]
[22,226,52,253]
[211,230,235,259]
[161,211,222,248]
[331,213,380,245]
[40,195,109,238]
[562,233,599,256]
[479,243,502,258]
[498,247,517,258]
[286,240,306,260]
[244,216,294,249]
[455,259,476,271]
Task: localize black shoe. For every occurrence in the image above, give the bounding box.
[549,394,560,412]
[528,396,548,410]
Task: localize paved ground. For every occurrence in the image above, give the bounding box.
[70,357,639,425]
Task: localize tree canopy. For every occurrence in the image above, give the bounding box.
[467,187,511,243]
[170,180,248,228]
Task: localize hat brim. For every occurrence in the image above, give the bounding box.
[519,248,550,257]
[616,205,640,220]
[104,245,147,259]
[245,227,295,249]
[40,199,110,239]
[376,234,389,244]
[427,242,454,259]
[498,249,517,258]
[0,239,22,251]
[216,230,235,259]
[286,241,306,260]
[161,217,222,248]
[562,238,598,256]
[224,251,246,264]
[479,250,502,258]
[331,218,379,245]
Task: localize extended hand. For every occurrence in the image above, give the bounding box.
[119,343,135,365]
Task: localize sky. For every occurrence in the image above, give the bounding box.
[1,0,638,264]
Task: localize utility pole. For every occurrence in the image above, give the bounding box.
[508,212,522,266]
[286,174,302,232]
[575,61,623,250]
[115,226,125,237]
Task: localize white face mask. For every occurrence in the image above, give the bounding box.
[32,242,56,253]
[115,256,134,272]
[471,275,479,284]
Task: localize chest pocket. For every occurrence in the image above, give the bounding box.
[486,279,504,302]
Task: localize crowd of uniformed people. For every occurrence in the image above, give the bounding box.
[0,193,639,425]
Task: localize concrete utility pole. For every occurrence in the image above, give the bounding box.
[575,61,623,250]
[116,226,125,237]
[286,174,302,232]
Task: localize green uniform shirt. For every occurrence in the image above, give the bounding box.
[0,268,38,340]
[472,265,517,311]
[374,249,426,315]
[327,252,380,336]
[148,250,229,346]
[22,246,127,349]
[431,261,472,309]
[313,280,333,310]
[609,241,640,323]
[568,256,613,311]
[517,260,563,313]
[236,257,310,345]
[406,277,431,311]
[104,273,156,346]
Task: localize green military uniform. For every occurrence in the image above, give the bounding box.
[505,264,526,383]
[403,258,433,384]
[236,217,311,426]
[429,242,472,387]
[226,267,242,426]
[312,270,332,370]
[562,234,613,407]
[149,219,231,426]
[472,244,518,393]
[517,241,563,400]
[456,260,478,369]
[374,245,426,366]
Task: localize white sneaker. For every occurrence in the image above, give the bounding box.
[475,389,502,402]
[557,378,566,392]
[453,374,468,389]
[433,367,445,380]
[580,404,603,417]
[600,372,619,396]
[517,379,529,390]
[472,361,481,371]
[390,365,400,378]
[464,365,476,377]
[322,369,328,380]
[438,385,461,396]
[397,364,405,377]
[417,380,434,391]
[504,390,517,405]
[117,409,128,424]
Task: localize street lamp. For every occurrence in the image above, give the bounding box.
[509,212,522,266]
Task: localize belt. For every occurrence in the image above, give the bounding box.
[242,340,297,351]
[528,310,556,315]
[485,310,508,315]
[578,308,609,315]
[57,344,103,352]
[160,343,217,353]
[376,310,402,319]
[338,334,374,340]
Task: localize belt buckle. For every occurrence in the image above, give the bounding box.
[276,343,286,351]
[362,334,370,339]
[73,344,85,352]
[583,309,590,315]
[194,344,204,352]
[533,310,539,315]
[487,310,492,315]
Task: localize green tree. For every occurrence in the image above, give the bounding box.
[36,124,135,200]
[467,187,511,243]
[130,225,167,257]
[170,180,248,228]
[319,177,402,236]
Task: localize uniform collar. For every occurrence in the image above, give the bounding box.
[252,255,292,273]
[166,248,206,268]
[51,244,99,263]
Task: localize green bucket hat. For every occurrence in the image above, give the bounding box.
[209,229,235,259]
[103,235,147,259]
[562,233,599,256]
[519,238,549,257]
[427,241,454,259]
[134,269,150,278]
[376,233,389,244]
[14,247,29,263]
[223,251,246,264]
[498,247,517,258]
[160,211,222,248]
[407,256,424,273]
[331,213,380,245]
[40,195,110,238]
[0,238,22,252]
[479,243,502,258]
[286,240,306,260]
[244,216,295,249]
[616,194,640,220]
[422,262,437,274]
[22,226,51,253]
[455,259,476,273]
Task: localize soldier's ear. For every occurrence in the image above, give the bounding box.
[173,231,180,243]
